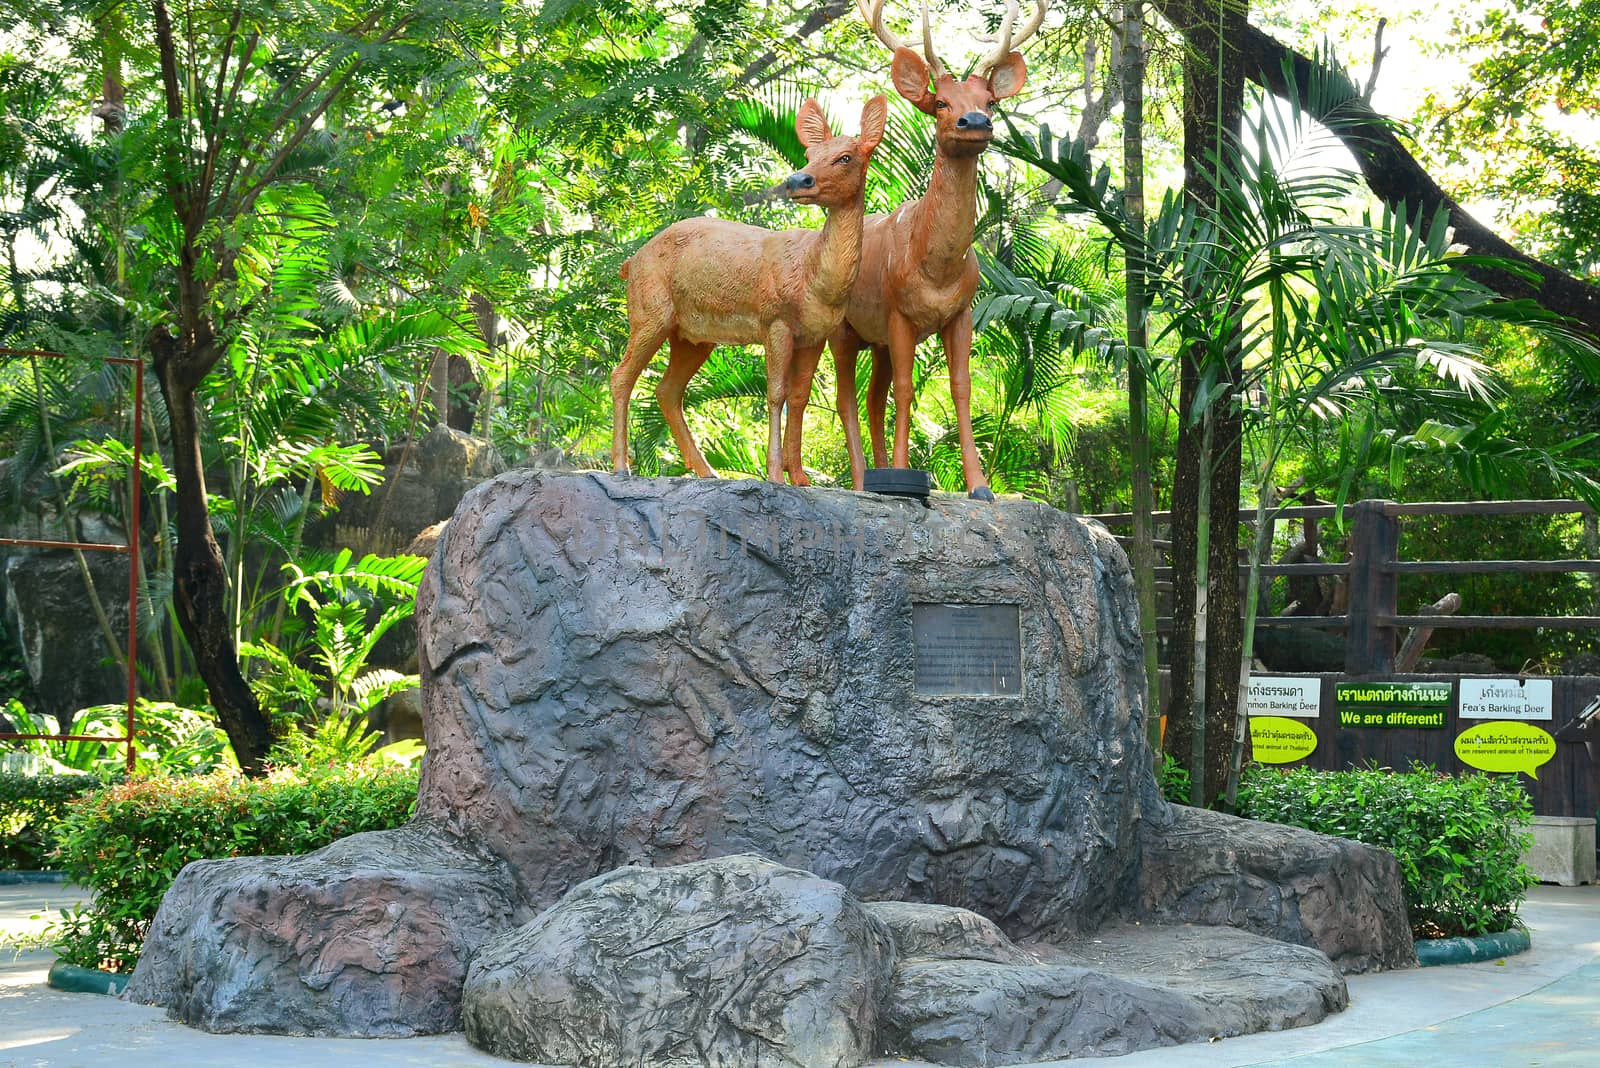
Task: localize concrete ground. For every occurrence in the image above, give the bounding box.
[2,882,1596,1067]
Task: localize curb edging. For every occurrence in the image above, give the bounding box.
[1416,926,1531,967]
[0,871,68,885]
[46,960,128,996]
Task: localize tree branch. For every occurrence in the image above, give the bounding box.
[1361,17,1387,103]
[741,1,852,86]
[1153,0,1600,341]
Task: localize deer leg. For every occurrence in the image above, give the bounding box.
[941,310,991,499]
[886,314,918,469]
[658,337,718,478]
[867,343,891,468]
[831,327,868,490]
[783,342,825,486]
[763,322,795,483]
[610,315,670,474]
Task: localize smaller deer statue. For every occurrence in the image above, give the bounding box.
[782,0,1047,499]
[611,95,889,483]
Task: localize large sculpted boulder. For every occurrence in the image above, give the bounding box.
[126,826,526,1035]
[463,855,894,1067]
[128,472,1414,1055]
[413,470,1150,934]
[1138,805,1416,974]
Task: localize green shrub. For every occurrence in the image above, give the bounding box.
[1237,762,1535,939]
[1158,754,1192,806]
[0,772,105,869]
[50,762,420,972]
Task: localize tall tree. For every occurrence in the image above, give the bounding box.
[1119,1,1161,758]
[1161,0,1246,806]
[145,0,462,771]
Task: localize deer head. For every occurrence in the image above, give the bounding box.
[860,0,1044,158]
[783,96,889,208]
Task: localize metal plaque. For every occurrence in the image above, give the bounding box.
[912,603,1023,696]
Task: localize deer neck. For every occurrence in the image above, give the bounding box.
[910,150,980,282]
[806,194,866,306]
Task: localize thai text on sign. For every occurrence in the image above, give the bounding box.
[1246,676,1321,719]
[1334,681,1451,729]
[1457,678,1553,721]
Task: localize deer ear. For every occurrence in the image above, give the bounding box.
[796,98,832,148]
[857,95,888,154]
[989,51,1027,100]
[890,47,936,114]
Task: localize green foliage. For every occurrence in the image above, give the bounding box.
[1417,0,1600,277]
[0,772,103,869]
[242,551,424,726]
[267,712,424,770]
[1157,754,1192,806]
[49,763,420,973]
[2,699,234,777]
[1237,763,1536,939]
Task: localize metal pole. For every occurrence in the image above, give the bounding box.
[124,357,143,775]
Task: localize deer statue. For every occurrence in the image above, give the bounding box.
[611,95,889,484]
[781,0,1046,499]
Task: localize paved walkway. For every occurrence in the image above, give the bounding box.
[2,882,1597,1067]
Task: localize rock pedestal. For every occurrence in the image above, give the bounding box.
[464,855,894,1067]
[127,472,1415,1059]
[411,470,1151,935]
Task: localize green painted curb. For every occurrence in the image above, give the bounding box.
[1415,926,1531,967]
[0,870,67,885]
[46,960,128,995]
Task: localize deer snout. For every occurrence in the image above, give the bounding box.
[956,112,993,132]
[785,172,816,193]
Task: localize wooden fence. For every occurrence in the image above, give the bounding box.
[1089,498,1600,673]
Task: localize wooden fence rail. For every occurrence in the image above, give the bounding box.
[1091,498,1600,673]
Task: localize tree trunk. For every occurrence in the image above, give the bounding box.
[471,291,497,440]
[430,348,450,428]
[447,355,480,432]
[151,342,274,774]
[1163,0,1247,806]
[1188,409,1214,805]
[1120,1,1162,761]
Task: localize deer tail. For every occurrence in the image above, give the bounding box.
[619,258,630,281]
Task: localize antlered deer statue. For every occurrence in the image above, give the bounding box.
[611,95,889,483]
[782,0,1047,499]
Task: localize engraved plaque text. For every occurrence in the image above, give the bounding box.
[913,603,1023,696]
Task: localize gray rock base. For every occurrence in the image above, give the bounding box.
[124,825,526,1035]
[882,913,1345,1066]
[463,856,892,1068]
[127,474,1414,1056]
[1137,805,1417,972]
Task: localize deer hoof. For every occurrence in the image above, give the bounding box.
[969,486,995,502]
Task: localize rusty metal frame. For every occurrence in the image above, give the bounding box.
[0,348,143,775]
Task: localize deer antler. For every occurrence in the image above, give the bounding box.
[977,0,1047,77]
[859,0,947,79]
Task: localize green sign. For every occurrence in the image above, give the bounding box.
[1334,682,1451,729]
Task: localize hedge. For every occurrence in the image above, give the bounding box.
[0,772,105,870]
[1237,762,1535,939]
[51,762,419,972]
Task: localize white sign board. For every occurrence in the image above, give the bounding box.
[1458,678,1553,721]
[1247,676,1322,719]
